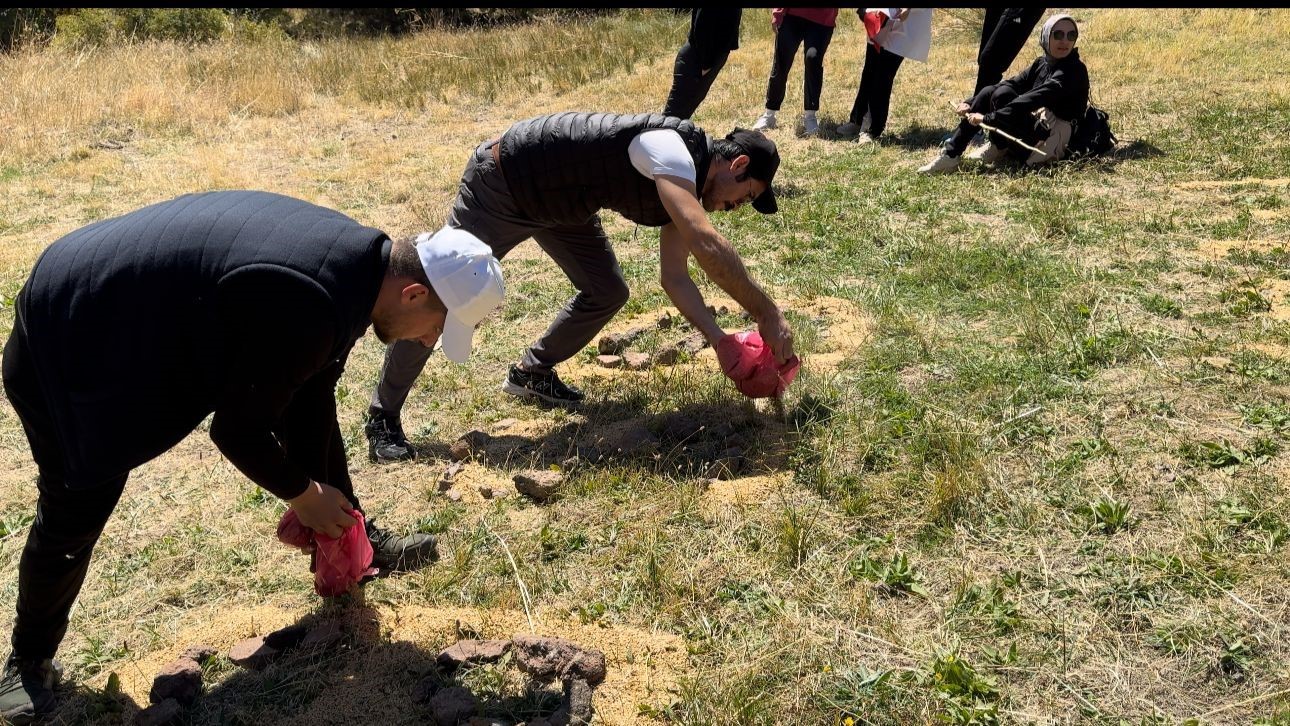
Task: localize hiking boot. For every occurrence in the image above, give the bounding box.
[752,111,777,131]
[917,153,960,175]
[502,364,585,406]
[0,655,61,724]
[366,518,438,573]
[966,141,1007,163]
[365,414,415,463]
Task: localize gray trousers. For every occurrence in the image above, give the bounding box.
[369,140,630,419]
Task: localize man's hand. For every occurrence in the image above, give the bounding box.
[287,481,359,539]
[758,309,795,365]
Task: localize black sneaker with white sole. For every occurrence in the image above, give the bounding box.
[364,414,415,463]
[0,655,61,724]
[502,363,585,406]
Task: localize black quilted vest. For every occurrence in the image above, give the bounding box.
[19,190,388,486]
[498,112,712,227]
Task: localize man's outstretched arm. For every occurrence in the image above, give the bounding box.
[655,174,795,363]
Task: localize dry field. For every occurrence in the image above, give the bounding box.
[1,8,1288,725]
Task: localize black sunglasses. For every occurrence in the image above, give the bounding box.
[1050,29,1078,41]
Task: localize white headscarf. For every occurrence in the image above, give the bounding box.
[1039,14,1078,57]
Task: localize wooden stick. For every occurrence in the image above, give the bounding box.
[947,100,1049,156]
[979,122,1049,157]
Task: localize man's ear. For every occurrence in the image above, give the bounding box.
[400,282,430,304]
[731,154,751,175]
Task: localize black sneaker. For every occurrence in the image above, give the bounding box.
[0,655,61,724]
[501,364,585,406]
[365,414,415,463]
[366,518,438,573]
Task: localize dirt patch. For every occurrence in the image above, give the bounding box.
[1264,279,1290,321]
[1194,238,1286,261]
[1175,178,1290,190]
[701,473,792,514]
[106,602,685,725]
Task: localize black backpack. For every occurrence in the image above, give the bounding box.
[1067,105,1117,157]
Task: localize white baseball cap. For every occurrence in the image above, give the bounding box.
[415,226,505,363]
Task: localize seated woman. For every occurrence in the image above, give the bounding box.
[918,13,1088,174]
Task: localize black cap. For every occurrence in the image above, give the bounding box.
[725,128,780,214]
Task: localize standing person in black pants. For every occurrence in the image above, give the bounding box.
[0,191,505,723]
[663,8,743,119]
[751,8,839,136]
[974,8,1047,95]
[836,8,934,144]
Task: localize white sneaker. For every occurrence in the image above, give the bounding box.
[836,121,863,137]
[966,142,1007,163]
[917,153,960,175]
[802,114,819,136]
[856,132,875,145]
[752,112,777,131]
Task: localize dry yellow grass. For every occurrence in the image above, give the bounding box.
[0,8,1288,725]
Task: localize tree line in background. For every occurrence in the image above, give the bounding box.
[0,8,626,51]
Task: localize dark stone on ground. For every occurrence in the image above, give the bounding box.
[149,659,201,706]
[514,470,563,501]
[512,635,607,686]
[622,352,651,370]
[228,636,278,669]
[451,430,491,461]
[263,623,309,651]
[597,326,650,355]
[549,678,594,726]
[301,621,344,649]
[179,645,217,665]
[135,698,183,726]
[436,639,512,671]
[412,675,439,704]
[429,686,479,726]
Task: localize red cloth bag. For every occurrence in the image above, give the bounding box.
[716,331,801,399]
[277,509,378,597]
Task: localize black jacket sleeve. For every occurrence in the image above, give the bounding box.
[207,267,344,501]
[987,58,1089,127]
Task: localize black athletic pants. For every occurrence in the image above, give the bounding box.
[847,44,905,137]
[974,8,1045,95]
[764,14,835,112]
[943,84,1039,158]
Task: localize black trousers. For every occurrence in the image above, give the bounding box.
[847,44,905,137]
[974,8,1045,95]
[764,14,834,112]
[663,8,742,119]
[943,84,1040,158]
[663,41,731,120]
[3,300,360,660]
[3,308,129,660]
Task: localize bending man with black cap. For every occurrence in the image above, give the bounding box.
[366,112,794,462]
[0,191,504,722]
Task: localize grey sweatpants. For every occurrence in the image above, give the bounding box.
[369,140,630,418]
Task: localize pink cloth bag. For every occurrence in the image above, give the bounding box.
[277,509,378,597]
[716,331,801,398]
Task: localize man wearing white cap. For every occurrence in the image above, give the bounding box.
[0,191,504,722]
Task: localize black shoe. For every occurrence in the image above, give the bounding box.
[501,364,585,406]
[366,519,438,573]
[0,655,61,724]
[365,414,415,463]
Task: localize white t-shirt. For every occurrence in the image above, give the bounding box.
[628,129,697,184]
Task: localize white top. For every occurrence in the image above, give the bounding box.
[628,129,698,184]
[867,7,934,63]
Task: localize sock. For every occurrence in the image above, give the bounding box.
[763,108,777,117]
[803,110,818,121]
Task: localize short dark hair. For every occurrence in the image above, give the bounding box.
[389,236,431,286]
[712,137,744,163]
